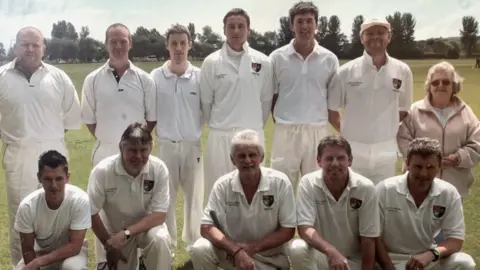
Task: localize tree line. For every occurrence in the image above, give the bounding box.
[0,13,478,62]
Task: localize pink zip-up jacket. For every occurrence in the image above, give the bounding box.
[397,96,480,197]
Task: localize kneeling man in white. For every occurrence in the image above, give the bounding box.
[190,129,296,270]
[375,137,476,270]
[289,135,380,270]
[87,122,172,270]
[14,150,90,270]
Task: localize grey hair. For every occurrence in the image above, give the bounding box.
[424,61,464,96]
[230,129,265,157]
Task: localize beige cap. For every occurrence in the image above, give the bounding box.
[360,18,391,35]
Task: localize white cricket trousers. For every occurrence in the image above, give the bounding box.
[14,240,88,270]
[191,237,290,270]
[289,239,362,270]
[157,139,203,250]
[349,139,398,184]
[91,140,121,266]
[2,139,68,266]
[110,224,172,270]
[378,252,476,270]
[204,128,265,202]
[270,124,329,188]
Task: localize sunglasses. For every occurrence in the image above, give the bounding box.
[431,79,451,87]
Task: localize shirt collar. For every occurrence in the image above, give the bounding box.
[161,61,194,79]
[114,154,150,177]
[221,41,250,55]
[103,59,134,73]
[286,39,322,56]
[362,50,390,68]
[395,172,442,197]
[232,167,271,193]
[9,58,45,72]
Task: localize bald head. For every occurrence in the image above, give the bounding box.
[14,26,45,69]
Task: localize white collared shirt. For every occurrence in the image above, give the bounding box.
[296,169,380,258]
[376,173,464,255]
[328,51,413,143]
[200,42,274,130]
[270,39,339,125]
[81,60,156,143]
[201,167,296,244]
[0,59,82,143]
[151,61,202,141]
[87,154,170,233]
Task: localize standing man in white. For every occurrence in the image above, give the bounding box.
[151,24,204,252]
[81,23,156,166]
[269,1,340,188]
[14,150,90,270]
[80,23,156,266]
[200,8,274,202]
[328,18,413,184]
[0,27,82,266]
[87,123,172,270]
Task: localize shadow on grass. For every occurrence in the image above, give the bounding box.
[176,260,194,270]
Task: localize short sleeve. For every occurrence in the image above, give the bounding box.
[14,202,34,234]
[441,194,465,240]
[278,178,296,228]
[358,185,381,238]
[86,168,106,215]
[70,193,92,230]
[199,58,215,104]
[80,74,97,124]
[327,61,345,111]
[61,71,82,129]
[375,182,386,234]
[399,66,413,111]
[269,53,280,95]
[201,181,226,226]
[296,175,317,226]
[148,162,170,213]
[260,58,274,102]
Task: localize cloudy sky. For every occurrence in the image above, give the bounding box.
[0,0,477,47]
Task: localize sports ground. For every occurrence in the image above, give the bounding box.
[0,59,478,269]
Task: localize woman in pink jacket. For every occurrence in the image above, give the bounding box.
[397,61,480,198]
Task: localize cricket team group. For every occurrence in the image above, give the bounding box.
[0,1,479,270]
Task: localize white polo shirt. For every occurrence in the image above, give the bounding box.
[376,174,464,255]
[14,184,91,252]
[270,39,339,126]
[0,60,82,143]
[201,167,296,248]
[81,60,156,143]
[200,42,274,130]
[328,51,413,143]
[151,61,202,142]
[87,154,170,233]
[296,169,380,258]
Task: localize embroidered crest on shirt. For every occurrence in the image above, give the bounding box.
[432,205,446,218]
[262,195,274,207]
[392,78,402,90]
[143,180,154,192]
[251,62,262,73]
[349,197,362,210]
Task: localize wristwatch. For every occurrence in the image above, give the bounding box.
[430,247,440,262]
[124,229,131,240]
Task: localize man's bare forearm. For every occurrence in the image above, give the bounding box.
[360,237,376,270]
[91,214,111,245]
[23,250,37,265]
[271,94,278,123]
[328,110,341,132]
[374,238,395,270]
[250,227,295,253]
[298,225,336,254]
[437,238,463,258]
[201,225,240,255]
[86,124,96,138]
[33,243,82,267]
[126,212,165,237]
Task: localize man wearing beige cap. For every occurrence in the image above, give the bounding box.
[328,18,413,184]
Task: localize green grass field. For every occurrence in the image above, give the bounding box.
[0,59,478,269]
